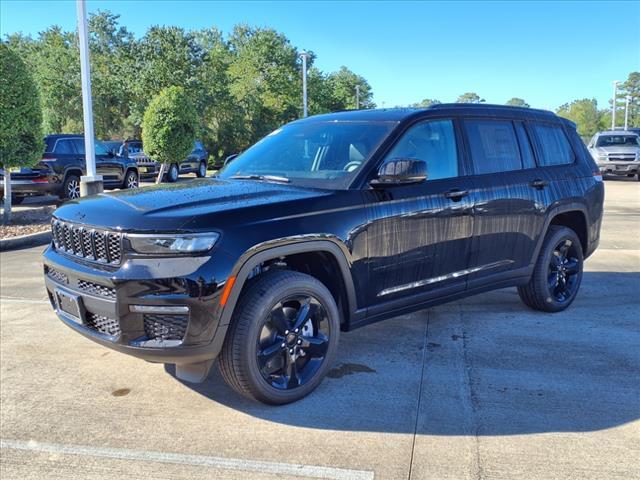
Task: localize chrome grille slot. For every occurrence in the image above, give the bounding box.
[51,220,123,265]
[45,266,68,284]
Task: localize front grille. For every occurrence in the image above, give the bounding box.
[45,266,68,284]
[144,314,188,341]
[608,154,637,162]
[85,312,121,337]
[52,220,122,265]
[77,280,116,299]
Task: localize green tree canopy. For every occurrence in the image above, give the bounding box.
[325,66,375,111]
[410,98,441,108]
[456,92,485,104]
[506,98,530,108]
[616,72,639,127]
[142,86,198,166]
[0,44,43,170]
[556,99,601,138]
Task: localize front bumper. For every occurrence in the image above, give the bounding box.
[597,161,640,176]
[42,245,230,365]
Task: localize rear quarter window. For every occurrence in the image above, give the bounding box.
[464,119,523,174]
[53,139,75,154]
[531,123,575,166]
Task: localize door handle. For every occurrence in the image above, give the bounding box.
[530,179,549,189]
[444,189,469,201]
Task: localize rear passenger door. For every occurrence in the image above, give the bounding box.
[462,118,545,288]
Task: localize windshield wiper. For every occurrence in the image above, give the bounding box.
[230,174,290,183]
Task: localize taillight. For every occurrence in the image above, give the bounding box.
[593,171,603,182]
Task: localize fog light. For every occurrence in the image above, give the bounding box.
[129,305,189,314]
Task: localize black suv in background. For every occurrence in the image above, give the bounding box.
[43,105,604,404]
[0,134,139,202]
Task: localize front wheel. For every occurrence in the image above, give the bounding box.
[167,163,179,183]
[219,270,340,404]
[518,226,584,312]
[196,161,207,178]
[123,170,139,189]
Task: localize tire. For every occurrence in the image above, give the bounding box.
[167,163,179,183]
[518,226,584,312]
[196,161,207,178]
[219,270,340,405]
[62,174,81,200]
[122,170,139,189]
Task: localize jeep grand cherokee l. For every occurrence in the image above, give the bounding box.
[0,134,139,202]
[43,105,604,404]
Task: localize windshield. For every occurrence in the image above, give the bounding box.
[596,135,640,147]
[218,120,396,189]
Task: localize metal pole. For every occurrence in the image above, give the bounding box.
[355,85,360,109]
[624,96,631,131]
[76,0,103,196]
[611,81,619,130]
[299,51,308,117]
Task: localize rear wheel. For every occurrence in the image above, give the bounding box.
[62,174,81,200]
[518,226,583,312]
[196,161,207,178]
[219,270,340,404]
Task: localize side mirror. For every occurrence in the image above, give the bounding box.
[371,158,427,187]
[224,153,238,167]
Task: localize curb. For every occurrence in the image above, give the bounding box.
[0,230,52,252]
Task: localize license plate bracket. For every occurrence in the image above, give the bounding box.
[55,288,83,324]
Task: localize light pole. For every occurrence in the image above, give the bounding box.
[299,51,309,117]
[624,96,631,131]
[611,80,619,131]
[355,85,360,110]
[76,0,102,196]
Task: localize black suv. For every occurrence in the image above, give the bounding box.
[43,105,604,404]
[0,134,139,202]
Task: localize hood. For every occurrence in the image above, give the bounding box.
[594,145,640,155]
[53,178,330,232]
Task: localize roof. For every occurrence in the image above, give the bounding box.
[294,103,566,125]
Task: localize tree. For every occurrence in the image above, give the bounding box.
[142,86,198,183]
[0,44,43,222]
[325,66,375,111]
[410,98,441,108]
[506,97,530,108]
[456,92,485,104]
[617,72,640,127]
[556,99,601,139]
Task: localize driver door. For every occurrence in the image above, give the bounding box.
[362,118,475,312]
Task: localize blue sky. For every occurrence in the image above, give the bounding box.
[2,0,639,110]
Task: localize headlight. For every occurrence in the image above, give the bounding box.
[128,233,220,254]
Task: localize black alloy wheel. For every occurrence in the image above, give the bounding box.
[257,295,330,390]
[547,238,581,303]
[219,270,340,404]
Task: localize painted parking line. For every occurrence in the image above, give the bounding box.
[0,439,375,480]
[0,297,49,305]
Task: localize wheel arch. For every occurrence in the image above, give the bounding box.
[218,239,358,330]
[533,202,590,263]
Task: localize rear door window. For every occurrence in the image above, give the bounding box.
[53,139,75,154]
[531,123,575,166]
[464,119,523,174]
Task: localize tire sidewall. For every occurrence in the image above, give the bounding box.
[539,227,584,311]
[198,161,207,177]
[169,164,179,182]
[238,274,340,404]
[63,174,81,200]
[125,170,138,189]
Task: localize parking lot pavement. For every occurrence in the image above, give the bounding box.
[1,179,639,480]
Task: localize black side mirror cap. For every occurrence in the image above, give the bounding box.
[370,158,428,187]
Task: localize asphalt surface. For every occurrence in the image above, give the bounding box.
[1,179,639,480]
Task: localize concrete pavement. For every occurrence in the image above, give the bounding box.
[1,179,638,479]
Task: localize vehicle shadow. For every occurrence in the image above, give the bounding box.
[167,270,640,436]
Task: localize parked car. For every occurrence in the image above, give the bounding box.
[118,140,158,182]
[43,105,604,404]
[167,140,209,182]
[587,130,640,180]
[0,134,139,202]
[101,140,124,156]
[626,127,640,136]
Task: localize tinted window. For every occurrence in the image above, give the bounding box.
[54,139,75,154]
[465,120,522,174]
[532,124,575,166]
[73,139,85,155]
[73,139,109,156]
[514,122,536,169]
[385,119,458,180]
